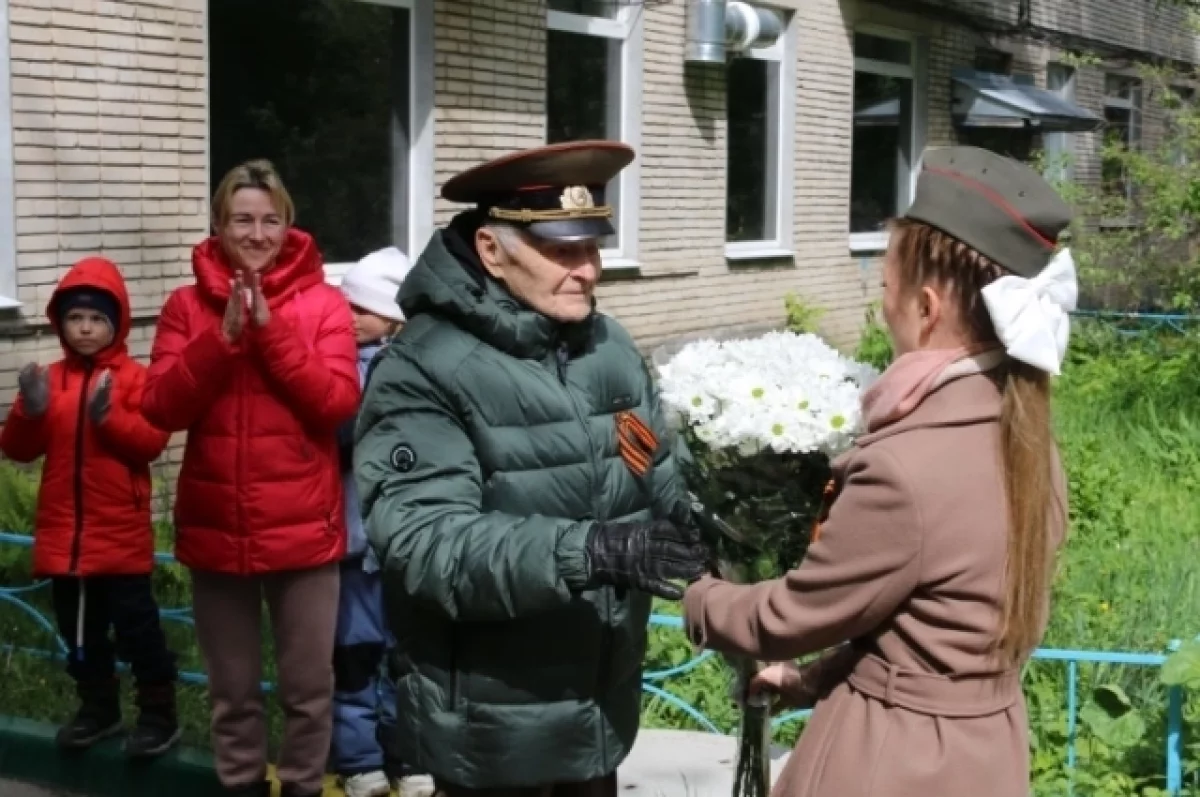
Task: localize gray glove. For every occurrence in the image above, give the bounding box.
[88,370,112,425]
[18,363,49,418]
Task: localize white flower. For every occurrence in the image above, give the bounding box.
[654,331,879,458]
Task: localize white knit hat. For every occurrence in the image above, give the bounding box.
[341,246,413,322]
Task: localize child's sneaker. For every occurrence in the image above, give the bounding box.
[342,771,393,797]
[56,678,122,750]
[124,681,182,758]
[397,774,437,797]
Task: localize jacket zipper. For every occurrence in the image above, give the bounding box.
[69,363,95,573]
[236,357,246,574]
[129,467,143,511]
[554,340,612,771]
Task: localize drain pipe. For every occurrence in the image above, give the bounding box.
[685,0,727,63]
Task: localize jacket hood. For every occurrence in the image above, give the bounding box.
[47,256,132,364]
[399,212,594,360]
[192,227,326,309]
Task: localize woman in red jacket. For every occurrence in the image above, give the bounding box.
[142,159,360,797]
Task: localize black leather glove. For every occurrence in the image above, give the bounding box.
[584,519,710,601]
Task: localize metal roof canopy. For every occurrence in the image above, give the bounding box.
[951,68,1104,133]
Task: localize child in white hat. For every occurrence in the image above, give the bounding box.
[329,247,432,797]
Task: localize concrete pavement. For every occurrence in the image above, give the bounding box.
[0,729,790,797]
[619,729,792,797]
[0,779,77,796]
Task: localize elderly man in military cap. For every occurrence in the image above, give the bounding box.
[353,140,710,797]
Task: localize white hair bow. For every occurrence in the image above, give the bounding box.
[980,248,1078,376]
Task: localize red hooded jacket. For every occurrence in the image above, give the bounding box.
[0,258,170,576]
[141,229,359,575]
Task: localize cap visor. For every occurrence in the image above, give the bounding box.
[525,217,615,242]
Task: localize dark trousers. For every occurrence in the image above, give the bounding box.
[435,774,618,797]
[51,575,177,685]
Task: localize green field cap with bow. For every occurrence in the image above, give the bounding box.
[905,146,1073,278]
[440,140,635,242]
[905,146,1079,376]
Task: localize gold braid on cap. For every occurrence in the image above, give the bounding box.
[487,205,613,223]
[486,184,612,223]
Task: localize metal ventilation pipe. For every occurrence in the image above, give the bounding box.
[725,1,785,52]
[685,0,786,63]
[685,0,727,63]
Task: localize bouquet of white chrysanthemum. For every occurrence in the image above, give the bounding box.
[654,331,879,797]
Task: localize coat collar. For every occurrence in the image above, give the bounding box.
[398,212,595,360]
[854,372,1004,449]
[191,228,326,310]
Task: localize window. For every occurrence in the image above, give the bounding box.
[974,49,1012,74]
[546,1,643,267]
[851,30,926,250]
[960,129,1033,161]
[1102,75,1142,203]
[725,10,797,259]
[208,0,434,280]
[1043,64,1077,184]
[0,0,16,308]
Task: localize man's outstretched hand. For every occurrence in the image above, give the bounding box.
[584,519,710,600]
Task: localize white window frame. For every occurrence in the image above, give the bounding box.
[849,25,928,254]
[0,0,19,309]
[320,0,435,284]
[724,10,797,262]
[209,0,434,285]
[546,6,643,270]
[1043,63,1077,185]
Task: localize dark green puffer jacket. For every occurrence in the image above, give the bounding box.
[354,222,691,789]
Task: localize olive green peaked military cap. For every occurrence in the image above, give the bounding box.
[904,146,1073,278]
[441,140,635,242]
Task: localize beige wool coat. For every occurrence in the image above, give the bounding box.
[683,372,1067,797]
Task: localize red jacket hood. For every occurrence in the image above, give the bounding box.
[192,228,326,309]
[47,257,132,365]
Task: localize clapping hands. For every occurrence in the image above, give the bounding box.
[221,271,270,344]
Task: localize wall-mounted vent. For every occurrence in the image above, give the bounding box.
[685,0,785,63]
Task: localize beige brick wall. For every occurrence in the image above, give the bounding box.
[432,0,546,227]
[0,0,206,487]
[433,0,872,351]
[1033,0,1200,64]
[6,0,208,319]
[923,0,1200,63]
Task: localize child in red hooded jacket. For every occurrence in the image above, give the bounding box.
[0,257,179,758]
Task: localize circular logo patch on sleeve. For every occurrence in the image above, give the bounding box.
[390,444,417,473]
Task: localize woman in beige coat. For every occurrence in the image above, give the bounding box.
[683,146,1075,797]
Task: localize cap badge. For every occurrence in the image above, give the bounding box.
[560,185,595,211]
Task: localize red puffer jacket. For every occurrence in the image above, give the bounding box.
[0,258,170,577]
[142,229,360,575]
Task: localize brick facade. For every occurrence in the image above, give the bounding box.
[0,0,1197,486]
